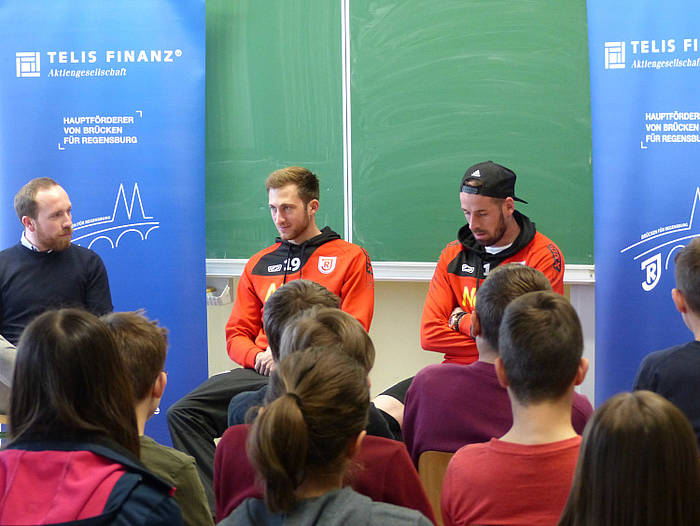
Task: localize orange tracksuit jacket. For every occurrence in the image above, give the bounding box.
[225,227,374,368]
[420,211,564,364]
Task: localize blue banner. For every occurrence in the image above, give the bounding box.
[588,2,700,403]
[0,1,206,445]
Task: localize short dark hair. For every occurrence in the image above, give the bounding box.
[265,167,320,205]
[499,291,582,404]
[102,311,168,401]
[263,280,340,358]
[278,306,375,372]
[558,391,700,526]
[674,237,700,314]
[14,177,60,221]
[475,263,552,349]
[9,308,139,456]
[248,348,369,513]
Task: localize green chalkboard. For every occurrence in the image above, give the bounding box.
[206,0,344,259]
[349,0,593,263]
[206,0,593,264]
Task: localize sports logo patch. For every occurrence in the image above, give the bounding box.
[268,264,282,273]
[547,244,562,273]
[461,263,475,274]
[318,256,337,274]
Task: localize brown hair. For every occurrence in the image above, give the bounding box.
[474,263,552,349]
[558,391,700,526]
[263,280,340,358]
[265,167,319,205]
[277,306,375,372]
[9,308,140,457]
[674,237,700,314]
[247,348,369,513]
[14,177,60,221]
[101,311,168,401]
[499,291,582,404]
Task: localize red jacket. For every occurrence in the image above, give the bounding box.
[0,438,182,525]
[420,212,564,364]
[225,227,374,368]
[214,424,436,524]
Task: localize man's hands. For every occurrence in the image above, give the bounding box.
[254,348,275,376]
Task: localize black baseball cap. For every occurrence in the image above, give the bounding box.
[460,161,528,204]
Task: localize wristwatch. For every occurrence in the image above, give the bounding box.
[449,311,467,332]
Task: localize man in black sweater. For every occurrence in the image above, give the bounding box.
[0,178,112,345]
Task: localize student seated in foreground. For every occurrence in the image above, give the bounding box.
[227,279,395,439]
[102,311,213,526]
[215,307,435,522]
[0,308,182,525]
[226,279,340,426]
[220,348,432,526]
[441,291,588,526]
[634,237,700,447]
[558,390,700,526]
[403,263,592,465]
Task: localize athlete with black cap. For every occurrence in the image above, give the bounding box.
[420,161,564,364]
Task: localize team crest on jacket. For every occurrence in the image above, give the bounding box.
[318,256,337,274]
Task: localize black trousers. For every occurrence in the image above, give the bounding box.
[166,367,268,515]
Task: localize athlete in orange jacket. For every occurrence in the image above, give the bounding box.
[420,161,564,364]
[226,227,374,369]
[168,167,374,512]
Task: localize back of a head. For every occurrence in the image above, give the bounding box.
[475,263,552,350]
[674,237,700,314]
[263,280,340,358]
[10,308,139,456]
[265,166,320,204]
[277,306,375,372]
[14,177,60,221]
[558,391,700,526]
[101,311,168,402]
[498,291,582,404]
[247,347,370,513]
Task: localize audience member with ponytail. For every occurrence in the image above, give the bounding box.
[220,347,432,525]
[558,390,700,526]
[214,308,435,522]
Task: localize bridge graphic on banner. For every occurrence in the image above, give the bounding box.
[620,187,700,291]
[72,183,160,249]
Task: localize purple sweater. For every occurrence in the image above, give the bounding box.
[403,361,593,465]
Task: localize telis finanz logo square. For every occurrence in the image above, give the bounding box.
[16,52,40,77]
[604,41,626,69]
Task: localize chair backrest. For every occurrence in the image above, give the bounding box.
[418,450,454,526]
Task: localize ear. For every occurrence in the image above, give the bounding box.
[672,288,687,314]
[307,199,320,216]
[502,197,515,216]
[346,430,366,460]
[574,357,589,386]
[494,357,509,388]
[21,215,35,231]
[471,310,481,338]
[152,371,167,399]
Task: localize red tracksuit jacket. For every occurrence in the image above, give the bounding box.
[420,212,564,364]
[225,227,375,368]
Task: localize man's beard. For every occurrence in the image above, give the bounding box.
[37,228,72,251]
[476,212,507,247]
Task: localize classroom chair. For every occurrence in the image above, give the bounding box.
[418,450,454,526]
